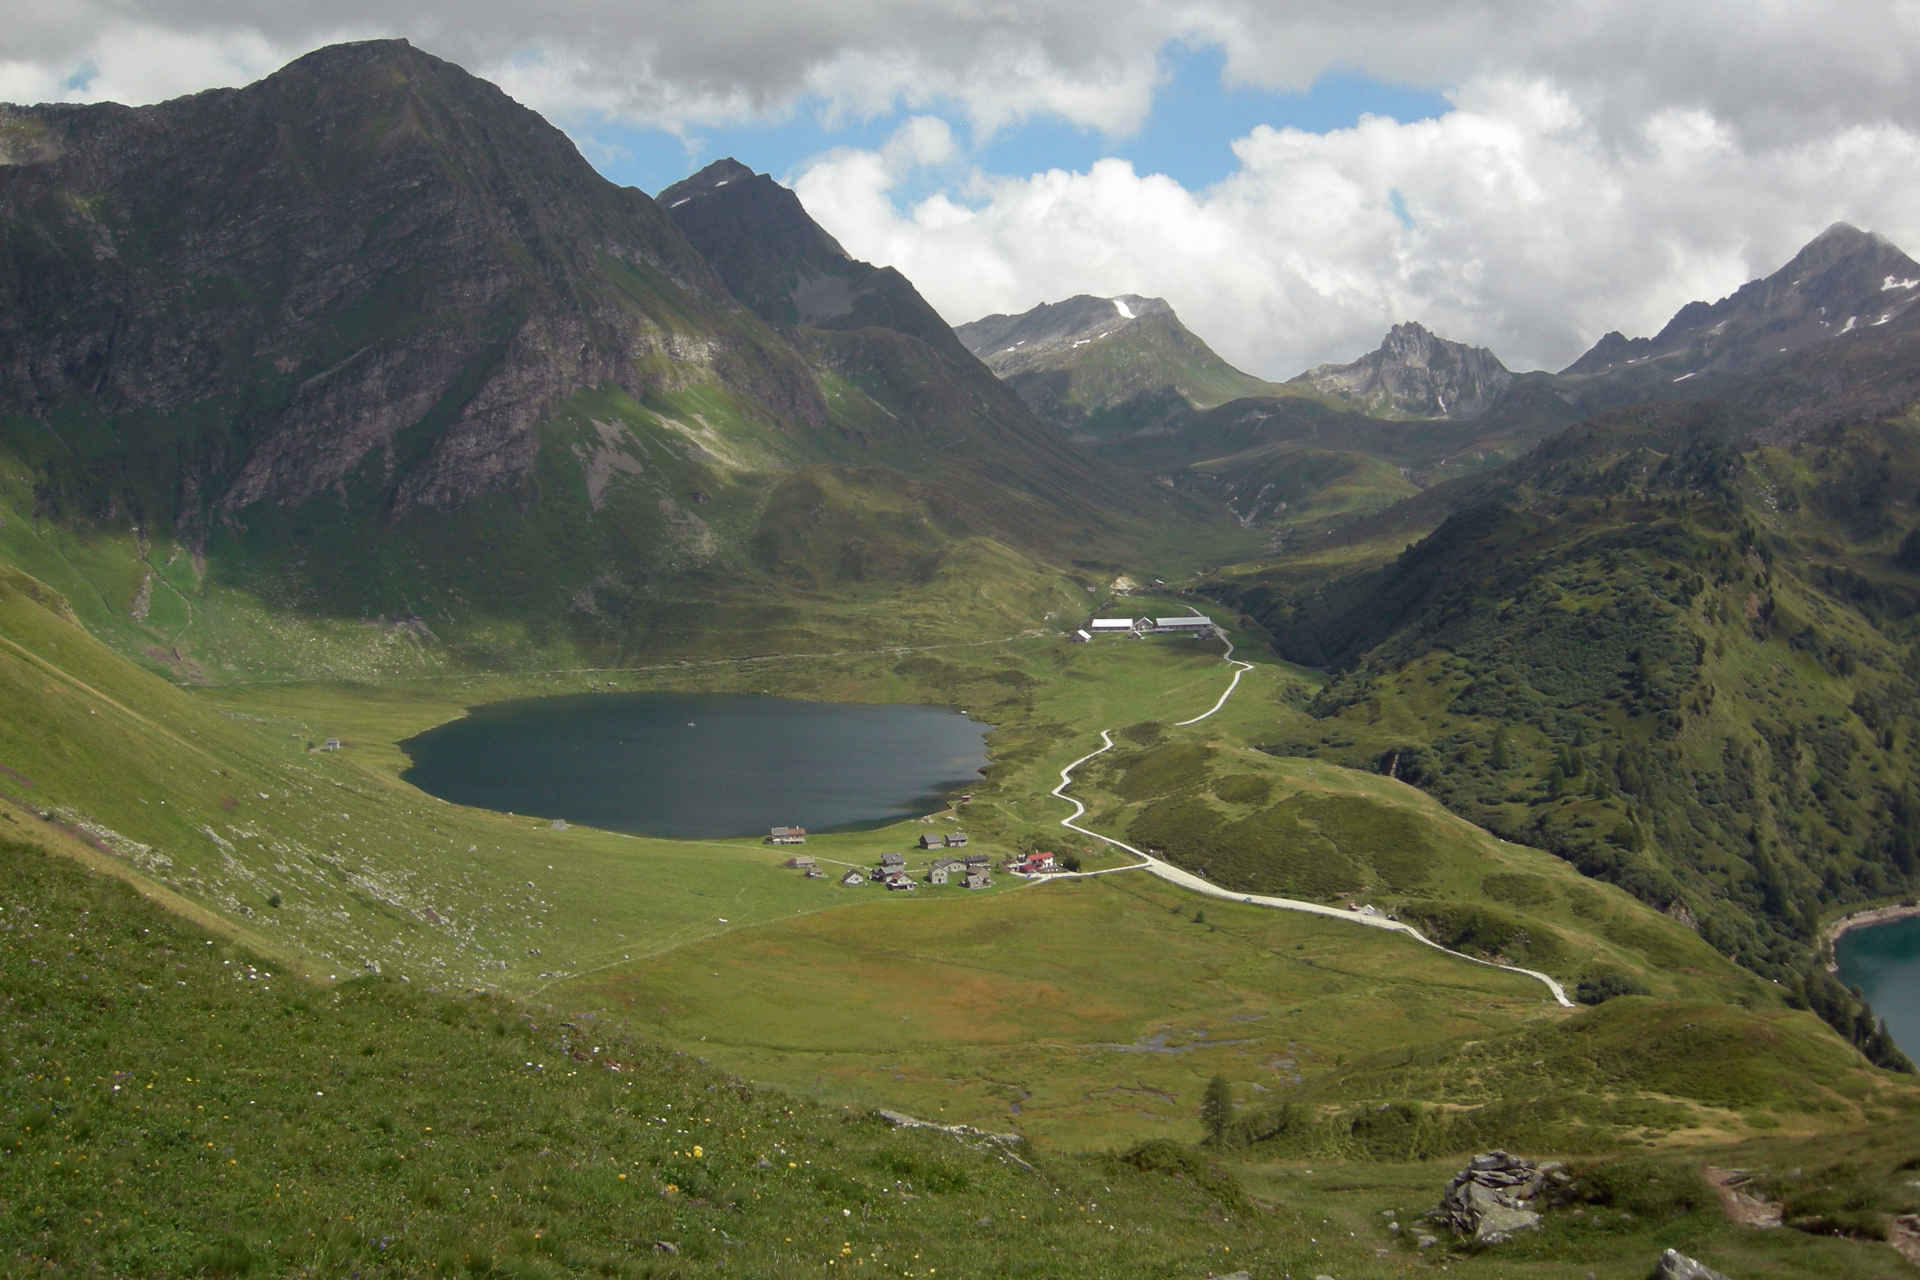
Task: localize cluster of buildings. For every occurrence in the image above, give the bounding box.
[1070,614,1215,642]
[859,842,992,891]
[781,830,992,891]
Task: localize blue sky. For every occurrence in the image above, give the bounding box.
[593,45,1451,197]
[8,2,1919,374]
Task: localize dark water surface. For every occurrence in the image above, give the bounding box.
[1834,913,1920,1062]
[401,692,988,839]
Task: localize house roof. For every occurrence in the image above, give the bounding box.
[1154,616,1212,627]
[1089,618,1135,629]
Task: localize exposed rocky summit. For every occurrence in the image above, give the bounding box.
[1564,221,1920,379]
[1289,322,1513,419]
[1428,1150,1571,1245]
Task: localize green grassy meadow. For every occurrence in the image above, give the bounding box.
[4,550,1920,1275]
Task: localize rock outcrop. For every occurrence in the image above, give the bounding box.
[1649,1247,1731,1280]
[1428,1150,1571,1245]
[1288,322,1513,419]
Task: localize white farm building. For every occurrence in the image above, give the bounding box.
[1153,616,1214,634]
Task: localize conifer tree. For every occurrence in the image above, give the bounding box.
[1200,1075,1234,1143]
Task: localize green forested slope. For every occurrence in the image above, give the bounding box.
[1217,411,1920,1066]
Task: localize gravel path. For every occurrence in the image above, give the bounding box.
[1045,630,1574,1007]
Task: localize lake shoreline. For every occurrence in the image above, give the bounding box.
[1823,902,1920,971]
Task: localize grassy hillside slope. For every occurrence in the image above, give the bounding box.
[1214,411,1920,1067]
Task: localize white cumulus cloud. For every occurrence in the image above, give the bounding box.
[793,83,1920,375]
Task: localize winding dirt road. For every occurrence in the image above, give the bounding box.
[1045,627,1574,1007]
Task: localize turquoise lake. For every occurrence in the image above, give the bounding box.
[399,692,988,839]
[1834,913,1920,1062]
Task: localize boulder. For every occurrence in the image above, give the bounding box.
[1649,1248,1731,1280]
[1429,1150,1572,1245]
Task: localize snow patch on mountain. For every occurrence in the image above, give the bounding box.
[1113,297,1135,320]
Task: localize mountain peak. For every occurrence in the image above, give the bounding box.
[957,294,1169,356]
[1777,220,1902,276]
[271,38,451,87]
[282,37,418,67]
[1812,220,1869,244]
[659,159,993,357]
[1563,223,1920,377]
[954,293,1281,430]
[657,158,759,206]
[1290,322,1512,419]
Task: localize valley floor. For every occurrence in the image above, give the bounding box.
[4,572,1918,1276]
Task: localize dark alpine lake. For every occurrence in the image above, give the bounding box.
[1834,913,1920,1062]
[400,691,989,839]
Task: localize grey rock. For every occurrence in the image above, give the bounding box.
[1649,1248,1731,1280]
[1289,321,1513,419]
[1429,1150,1557,1245]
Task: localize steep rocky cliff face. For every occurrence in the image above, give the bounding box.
[1288,322,1513,419]
[0,40,830,539]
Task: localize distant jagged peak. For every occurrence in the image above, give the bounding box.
[1562,221,1920,377]
[1289,320,1512,420]
[1298,319,1510,379]
[1775,220,1909,277]
[657,158,759,208]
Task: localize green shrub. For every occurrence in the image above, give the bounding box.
[1212,774,1272,806]
[1115,1140,1247,1212]
[1574,1157,1710,1217]
[1573,970,1652,1005]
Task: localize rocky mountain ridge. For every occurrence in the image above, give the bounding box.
[1288,321,1514,420]
[0,42,1180,647]
[1563,222,1920,380]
